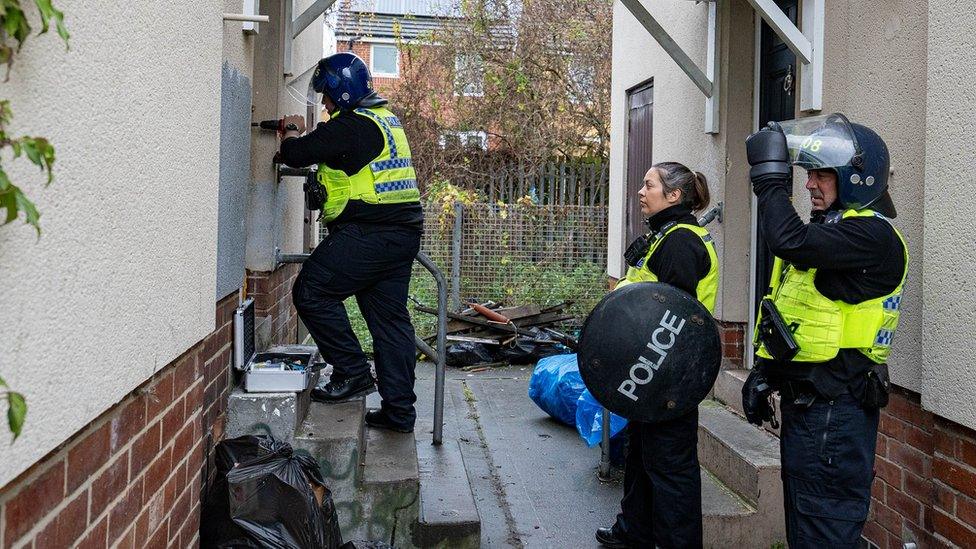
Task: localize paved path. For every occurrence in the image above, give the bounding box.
[414,363,623,548]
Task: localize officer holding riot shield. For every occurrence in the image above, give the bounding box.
[594,162,719,549]
[278,53,424,433]
[744,114,908,548]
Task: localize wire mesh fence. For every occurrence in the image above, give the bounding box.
[320,201,609,351]
[453,157,610,206]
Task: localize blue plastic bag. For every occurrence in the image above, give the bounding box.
[528,353,586,426]
[575,388,628,448]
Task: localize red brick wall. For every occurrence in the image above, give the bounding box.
[718,321,746,368]
[864,385,976,549]
[0,293,240,549]
[246,264,300,346]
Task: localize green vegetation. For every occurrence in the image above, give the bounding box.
[0,0,71,442]
[0,374,26,442]
[347,258,606,355]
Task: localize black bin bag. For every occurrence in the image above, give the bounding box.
[200,435,342,549]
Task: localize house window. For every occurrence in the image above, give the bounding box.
[371,44,399,77]
[454,54,484,97]
[440,130,488,150]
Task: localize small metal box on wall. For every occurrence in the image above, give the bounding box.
[234,298,312,392]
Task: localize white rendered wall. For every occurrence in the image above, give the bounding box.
[0,1,223,487]
[814,0,927,392]
[921,0,976,427]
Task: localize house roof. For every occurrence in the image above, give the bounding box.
[335,0,513,43]
[336,10,452,40]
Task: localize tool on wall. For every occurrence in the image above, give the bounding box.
[251,118,291,132]
[252,119,322,213]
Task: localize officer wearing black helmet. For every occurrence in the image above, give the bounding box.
[744,114,908,548]
[278,52,424,433]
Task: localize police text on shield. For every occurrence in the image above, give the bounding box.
[617,309,687,402]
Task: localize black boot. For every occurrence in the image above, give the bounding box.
[595,526,630,548]
[311,372,376,402]
[365,409,413,433]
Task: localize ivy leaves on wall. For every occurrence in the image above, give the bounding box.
[0,0,69,235]
[1,0,70,74]
[0,374,26,441]
[0,0,69,442]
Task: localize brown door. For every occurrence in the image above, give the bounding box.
[626,81,654,253]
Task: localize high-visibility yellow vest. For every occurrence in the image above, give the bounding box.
[615,223,720,314]
[755,209,909,364]
[316,106,420,222]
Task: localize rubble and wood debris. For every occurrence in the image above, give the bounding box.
[415,300,579,367]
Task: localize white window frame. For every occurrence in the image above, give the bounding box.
[439,130,488,150]
[370,43,400,77]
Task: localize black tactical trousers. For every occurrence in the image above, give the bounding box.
[292,223,422,429]
[614,409,703,549]
[779,393,879,548]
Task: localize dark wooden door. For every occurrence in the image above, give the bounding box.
[755,0,797,316]
[626,81,654,251]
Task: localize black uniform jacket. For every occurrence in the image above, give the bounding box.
[755,181,907,399]
[641,204,712,297]
[279,107,424,231]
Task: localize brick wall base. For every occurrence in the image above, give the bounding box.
[865,385,976,549]
[718,321,746,367]
[0,294,241,549]
[0,271,302,549]
[246,264,299,348]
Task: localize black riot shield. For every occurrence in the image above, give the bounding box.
[578,282,721,423]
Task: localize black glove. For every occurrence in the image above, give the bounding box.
[746,122,791,191]
[741,368,776,427]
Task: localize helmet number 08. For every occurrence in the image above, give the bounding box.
[800,137,823,153]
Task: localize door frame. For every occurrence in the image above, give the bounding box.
[747,13,763,370]
[622,78,655,273]
[747,3,798,369]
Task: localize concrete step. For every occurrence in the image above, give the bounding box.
[700,468,759,548]
[712,368,748,417]
[224,344,321,444]
[346,425,421,547]
[712,368,782,437]
[293,398,366,505]
[410,374,482,549]
[414,440,481,549]
[698,401,785,547]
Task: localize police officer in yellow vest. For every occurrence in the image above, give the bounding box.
[279,53,424,433]
[744,114,908,548]
[597,162,718,549]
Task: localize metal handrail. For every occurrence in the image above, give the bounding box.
[413,251,448,446]
[276,249,448,445]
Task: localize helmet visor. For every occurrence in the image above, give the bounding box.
[306,78,322,106]
[778,113,861,171]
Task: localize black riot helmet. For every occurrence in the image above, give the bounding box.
[779,113,896,217]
